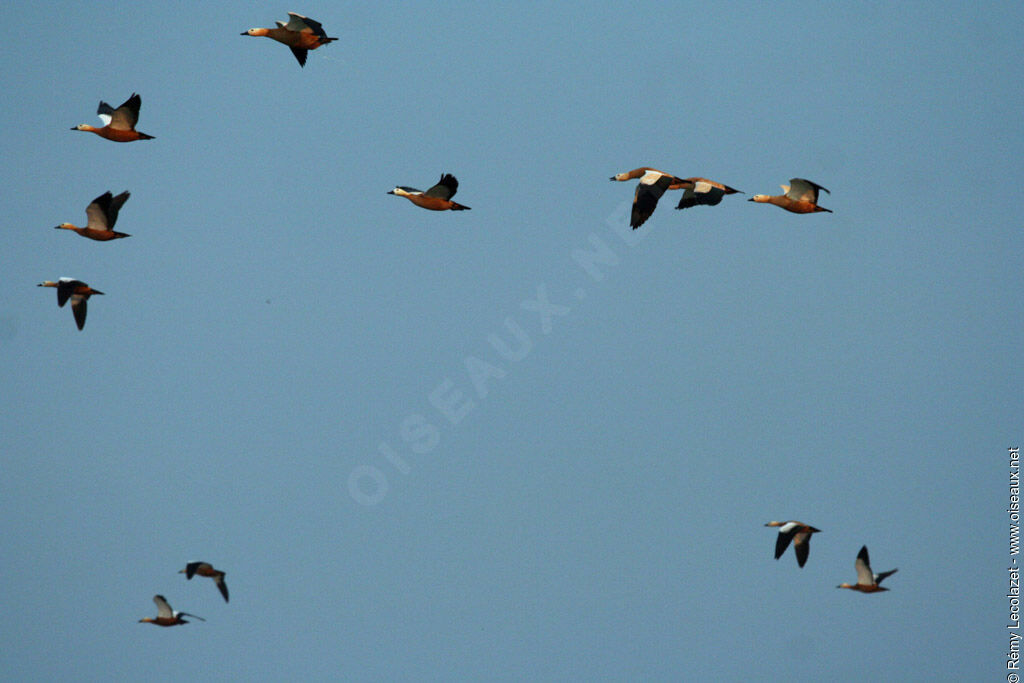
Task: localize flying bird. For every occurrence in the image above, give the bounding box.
[37,278,104,330]
[180,562,229,603]
[54,191,131,241]
[674,177,743,210]
[764,520,820,567]
[242,12,338,67]
[609,167,690,229]
[748,178,831,213]
[388,173,471,211]
[836,545,898,593]
[71,93,154,142]
[138,595,205,627]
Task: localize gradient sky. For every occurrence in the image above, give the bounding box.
[1,2,1021,680]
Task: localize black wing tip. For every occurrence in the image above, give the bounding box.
[290,47,309,66]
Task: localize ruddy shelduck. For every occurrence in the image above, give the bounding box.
[242,13,338,67]
[837,545,898,593]
[139,595,205,627]
[55,191,131,241]
[71,94,153,142]
[180,561,229,603]
[609,167,689,229]
[675,178,743,211]
[764,520,820,568]
[388,173,471,211]
[37,278,103,330]
[749,178,831,213]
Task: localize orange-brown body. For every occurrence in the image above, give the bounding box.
[72,125,153,143]
[248,27,332,50]
[753,195,830,214]
[54,225,129,241]
[837,583,889,593]
[401,195,470,211]
[139,616,188,627]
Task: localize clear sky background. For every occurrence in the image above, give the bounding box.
[1,2,1021,680]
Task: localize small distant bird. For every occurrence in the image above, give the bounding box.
[836,545,898,593]
[55,191,131,241]
[674,177,743,210]
[71,93,154,142]
[138,595,205,627]
[764,520,820,567]
[37,278,104,330]
[388,173,471,211]
[242,12,338,67]
[609,167,689,229]
[748,178,831,213]
[180,562,229,603]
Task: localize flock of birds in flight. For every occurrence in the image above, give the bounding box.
[764,522,898,593]
[36,12,893,624]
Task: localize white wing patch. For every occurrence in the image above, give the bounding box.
[639,170,664,185]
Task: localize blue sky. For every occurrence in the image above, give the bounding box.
[1,2,1021,680]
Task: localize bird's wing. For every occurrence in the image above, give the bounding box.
[854,546,874,585]
[773,524,798,559]
[215,575,229,603]
[874,568,898,585]
[424,174,458,200]
[289,47,309,67]
[105,192,130,229]
[153,595,174,619]
[631,175,670,229]
[56,280,78,307]
[96,101,114,127]
[70,295,88,330]
[285,13,311,31]
[787,178,829,203]
[85,192,114,230]
[288,12,328,38]
[792,532,811,567]
[109,94,141,130]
